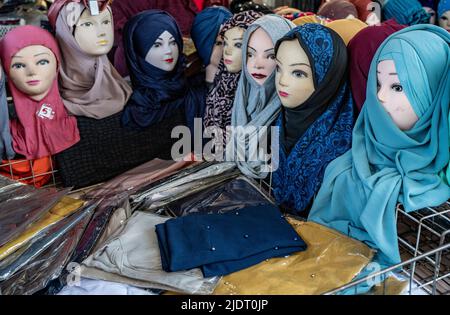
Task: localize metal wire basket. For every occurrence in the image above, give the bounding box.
[0,16,25,39]
[259,171,450,295]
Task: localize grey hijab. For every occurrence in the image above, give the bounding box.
[226,15,295,179]
[0,68,15,159]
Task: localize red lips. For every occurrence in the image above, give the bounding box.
[26,80,40,86]
[164,58,174,63]
[224,59,233,65]
[278,91,289,98]
[251,73,267,80]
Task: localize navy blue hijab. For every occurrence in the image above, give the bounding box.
[122,10,204,131]
[191,6,232,66]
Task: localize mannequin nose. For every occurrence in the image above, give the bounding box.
[278,73,288,87]
[224,47,232,56]
[253,57,264,70]
[25,64,37,77]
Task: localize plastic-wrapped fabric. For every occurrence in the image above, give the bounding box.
[131,162,239,211]
[81,211,220,294]
[0,176,70,247]
[156,205,307,277]
[57,278,158,295]
[166,176,274,217]
[0,203,95,294]
[0,197,84,261]
[55,109,185,189]
[213,217,375,295]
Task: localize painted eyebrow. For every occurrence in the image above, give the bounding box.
[233,37,243,40]
[34,53,51,57]
[289,63,311,67]
[376,71,398,75]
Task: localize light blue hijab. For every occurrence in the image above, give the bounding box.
[308,24,450,269]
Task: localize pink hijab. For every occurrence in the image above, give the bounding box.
[0,25,80,160]
[48,1,132,119]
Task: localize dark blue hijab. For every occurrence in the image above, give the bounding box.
[191,6,232,66]
[122,10,205,131]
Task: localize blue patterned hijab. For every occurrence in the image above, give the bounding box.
[308,25,450,268]
[272,24,355,216]
[191,6,232,66]
[122,10,204,131]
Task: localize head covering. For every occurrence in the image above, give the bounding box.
[226,15,295,178]
[0,64,14,159]
[0,25,80,160]
[438,0,450,16]
[383,0,431,25]
[235,1,273,14]
[293,14,331,25]
[191,6,232,66]
[47,0,111,28]
[203,10,264,140]
[121,10,192,130]
[348,19,406,112]
[309,25,450,268]
[318,0,359,20]
[50,2,132,119]
[272,24,354,215]
[291,0,322,12]
[326,18,368,45]
[419,0,438,10]
[110,0,198,76]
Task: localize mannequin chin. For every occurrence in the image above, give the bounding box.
[275,40,315,108]
[246,27,276,86]
[145,30,179,72]
[424,7,436,24]
[74,8,114,56]
[205,33,224,83]
[377,59,418,131]
[9,45,57,102]
[223,26,245,73]
[438,11,450,31]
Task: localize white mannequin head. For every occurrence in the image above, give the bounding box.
[74,8,114,56]
[438,10,450,31]
[246,27,276,86]
[275,39,315,108]
[144,30,179,72]
[377,59,418,130]
[9,45,57,101]
[223,26,245,73]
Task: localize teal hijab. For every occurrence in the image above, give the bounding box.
[308,24,450,267]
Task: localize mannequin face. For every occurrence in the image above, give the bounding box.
[9,45,57,102]
[205,32,224,83]
[365,2,382,25]
[223,26,245,73]
[424,7,436,24]
[377,60,418,131]
[246,27,276,86]
[438,11,450,31]
[145,30,179,72]
[275,40,315,108]
[74,8,114,56]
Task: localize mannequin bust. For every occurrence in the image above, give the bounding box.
[246,27,276,86]
[275,39,315,108]
[74,7,114,56]
[9,45,57,102]
[223,26,245,73]
[377,59,418,130]
[205,32,224,83]
[439,10,450,31]
[145,30,179,72]
[424,6,437,24]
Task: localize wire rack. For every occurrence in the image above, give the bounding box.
[0,16,24,39]
[258,172,450,295]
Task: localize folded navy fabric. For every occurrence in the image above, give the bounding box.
[156,205,307,277]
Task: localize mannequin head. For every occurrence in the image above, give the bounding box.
[377,59,418,130]
[205,32,224,83]
[144,30,179,72]
[275,39,315,108]
[438,10,450,31]
[9,45,57,102]
[246,27,276,86]
[223,26,245,73]
[74,7,114,56]
[424,7,437,24]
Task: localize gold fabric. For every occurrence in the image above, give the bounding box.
[293,15,330,26]
[0,196,84,260]
[326,19,368,45]
[213,218,375,295]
